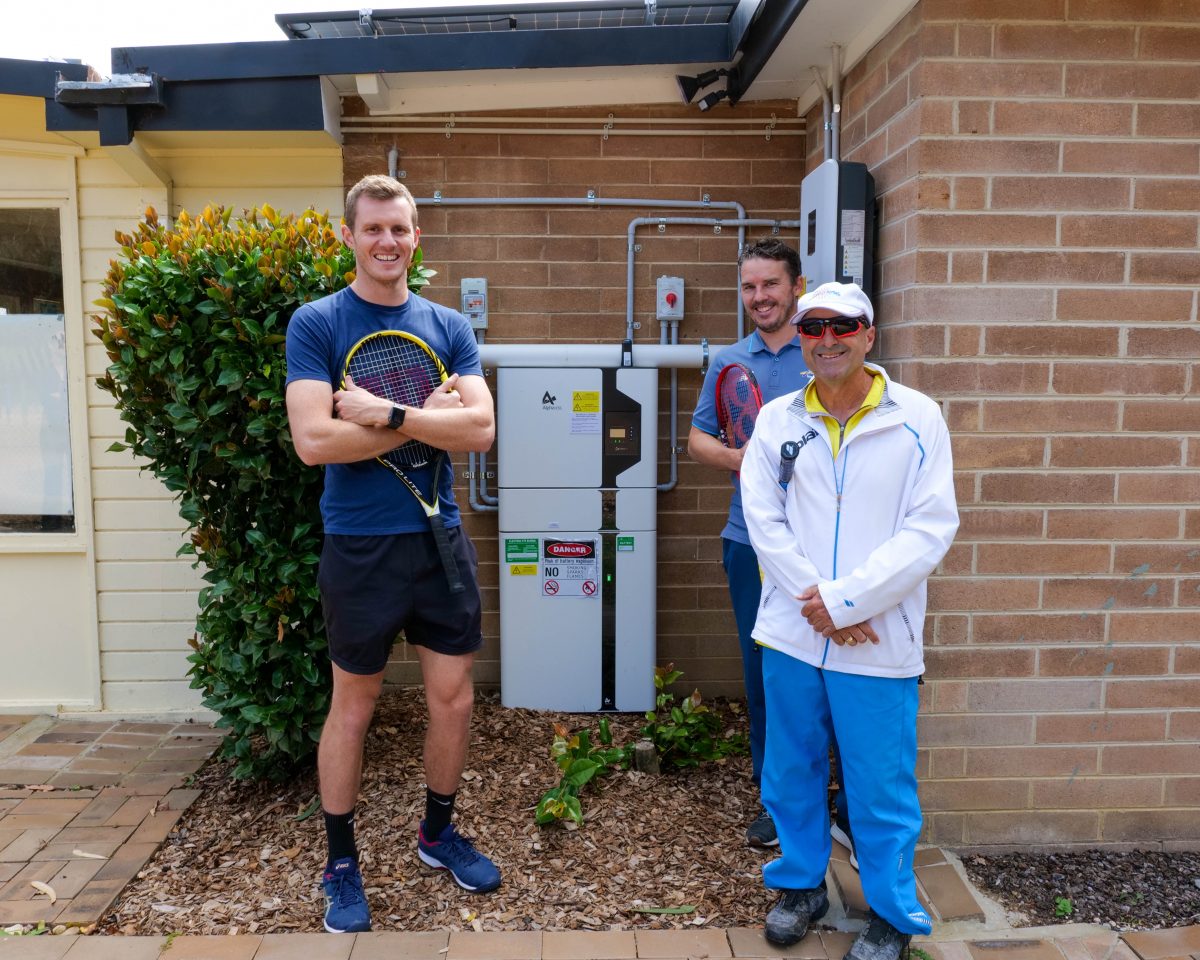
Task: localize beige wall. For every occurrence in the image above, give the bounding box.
[82,144,344,713]
[0,102,101,711]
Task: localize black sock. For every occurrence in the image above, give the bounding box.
[324,808,357,867]
[424,786,456,838]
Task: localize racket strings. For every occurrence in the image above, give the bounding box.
[717,371,760,449]
[347,341,439,407]
[346,336,444,470]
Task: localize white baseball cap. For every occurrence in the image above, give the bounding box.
[791,281,874,326]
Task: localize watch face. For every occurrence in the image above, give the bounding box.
[389,405,405,429]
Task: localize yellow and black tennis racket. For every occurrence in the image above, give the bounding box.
[342,330,464,594]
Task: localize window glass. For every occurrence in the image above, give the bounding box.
[0,208,73,533]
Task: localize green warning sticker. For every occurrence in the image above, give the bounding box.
[505,538,539,563]
[617,536,635,552]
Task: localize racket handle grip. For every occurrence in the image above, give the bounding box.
[429,515,466,594]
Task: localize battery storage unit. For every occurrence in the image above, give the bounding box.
[497,366,657,712]
[799,158,876,295]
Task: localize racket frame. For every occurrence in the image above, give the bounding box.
[341,329,465,594]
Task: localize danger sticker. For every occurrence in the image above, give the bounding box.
[541,539,599,599]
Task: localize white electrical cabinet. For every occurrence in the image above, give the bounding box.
[497,366,657,711]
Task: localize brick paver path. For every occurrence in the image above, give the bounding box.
[0,717,221,926]
[0,925,1193,960]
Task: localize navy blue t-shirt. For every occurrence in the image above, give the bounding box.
[285,286,483,535]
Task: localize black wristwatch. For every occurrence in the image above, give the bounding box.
[386,404,406,430]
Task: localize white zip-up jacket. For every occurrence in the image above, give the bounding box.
[741,363,959,679]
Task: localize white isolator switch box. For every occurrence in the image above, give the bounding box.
[656,275,685,321]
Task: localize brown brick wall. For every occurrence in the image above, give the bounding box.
[814,0,1199,849]
[341,103,808,699]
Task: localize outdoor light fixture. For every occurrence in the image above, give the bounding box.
[696,88,729,111]
[676,67,728,105]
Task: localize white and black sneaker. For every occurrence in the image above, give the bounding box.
[746,808,779,848]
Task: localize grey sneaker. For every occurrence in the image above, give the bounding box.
[831,817,859,870]
[746,808,779,848]
[844,912,911,960]
[764,884,829,946]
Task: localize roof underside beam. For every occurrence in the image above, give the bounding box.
[112,24,732,82]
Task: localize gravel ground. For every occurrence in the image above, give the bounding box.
[963,850,1200,931]
[96,688,1200,936]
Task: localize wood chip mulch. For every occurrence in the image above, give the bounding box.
[99,688,774,935]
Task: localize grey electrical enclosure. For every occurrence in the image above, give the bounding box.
[799,158,876,296]
[496,366,657,712]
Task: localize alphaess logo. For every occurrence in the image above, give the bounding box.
[541,390,561,410]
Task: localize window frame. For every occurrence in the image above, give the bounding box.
[0,185,93,555]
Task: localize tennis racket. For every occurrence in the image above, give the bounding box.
[342,329,464,594]
[715,362,763,450]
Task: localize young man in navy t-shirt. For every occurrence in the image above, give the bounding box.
[286,175,499,933]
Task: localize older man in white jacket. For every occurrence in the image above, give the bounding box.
[741,282,958,960]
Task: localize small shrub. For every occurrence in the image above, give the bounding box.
[535,718,627,826]
[641,665,748,770]
[535,668,747,826]
[94,204,433,779]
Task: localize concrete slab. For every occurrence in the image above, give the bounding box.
[448,931,544,960]
[728,926,828,958]
[350,931,451,960]
[1122,928,1200,960]
[635,929,732,958]
[542,930,638,959]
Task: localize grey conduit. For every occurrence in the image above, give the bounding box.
[624,216,802,491]
[409,193,798,501]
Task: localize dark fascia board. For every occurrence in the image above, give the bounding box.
[46,77,326,137]
[728,0,808,104]
[0,57,89,98]
[112,24,732,82]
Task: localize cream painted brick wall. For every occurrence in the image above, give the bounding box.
[83,147,342,712]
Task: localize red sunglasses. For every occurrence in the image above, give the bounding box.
[796,315,869,339]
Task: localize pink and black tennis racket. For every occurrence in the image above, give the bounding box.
[715,362,763,450]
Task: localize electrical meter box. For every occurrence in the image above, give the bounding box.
[496,366,657,712]
[799,159,876,295]
[460,278,488,329]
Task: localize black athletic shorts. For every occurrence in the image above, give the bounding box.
[318,526,483,675]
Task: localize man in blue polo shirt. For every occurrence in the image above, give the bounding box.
[688,238,815,848]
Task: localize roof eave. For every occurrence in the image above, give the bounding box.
[111,24,733,82]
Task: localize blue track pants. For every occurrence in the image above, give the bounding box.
[761,647,931,936]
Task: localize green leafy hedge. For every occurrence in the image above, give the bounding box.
[94,204,432,779]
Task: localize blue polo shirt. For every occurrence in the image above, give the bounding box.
[691,330,811,544]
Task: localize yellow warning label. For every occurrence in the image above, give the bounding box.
[510,564,538,576]
[572,391,600,413]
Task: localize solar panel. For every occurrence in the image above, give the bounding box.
[277,1,737,38]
